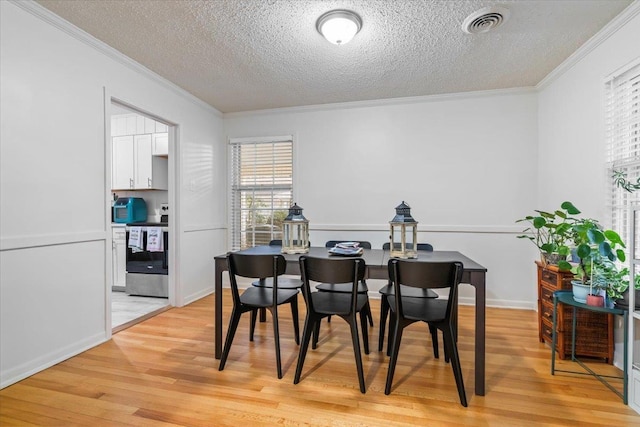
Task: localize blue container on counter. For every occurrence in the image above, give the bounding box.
[113,197,147,223]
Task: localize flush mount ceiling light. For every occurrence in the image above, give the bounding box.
[316,9,362,45]
[462,6,510,34]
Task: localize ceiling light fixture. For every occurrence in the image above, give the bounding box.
[316,9,362,45]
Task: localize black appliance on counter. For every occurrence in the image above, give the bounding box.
[125,225,168,297]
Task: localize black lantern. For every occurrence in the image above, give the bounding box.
[282,203,309,254]
[389,201,418,259]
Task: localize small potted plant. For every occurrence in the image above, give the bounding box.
[557,217,626,306]
[516,201,580,266]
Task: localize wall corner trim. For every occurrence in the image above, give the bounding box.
[536,1,640,91]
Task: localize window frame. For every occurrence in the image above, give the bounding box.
[605,57,640,255]
[228,135,295,251]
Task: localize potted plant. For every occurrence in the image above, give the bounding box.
[557,217,626,306]
[516,201,580,266]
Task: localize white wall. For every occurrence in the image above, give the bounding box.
[0,1,226,388]
[537,5,640,368]
[538,8,640,218]
[225,90,541,307]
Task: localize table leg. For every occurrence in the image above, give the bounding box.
[551,295,557,374]
[470,271,485,396]
[214,256,227,359]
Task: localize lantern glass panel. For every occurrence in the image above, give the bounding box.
[282,221,309,254]
[390,223,417,259]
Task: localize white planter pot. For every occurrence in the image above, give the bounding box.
[571,280,590,304]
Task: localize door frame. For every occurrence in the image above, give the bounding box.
[103,88,180,337]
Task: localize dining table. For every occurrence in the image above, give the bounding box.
[213,246,488,395]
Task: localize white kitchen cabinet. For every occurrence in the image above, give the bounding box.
[112,135,134,190]
[152,133,169,156]
[111,134,168,190]
[112,226,127,290]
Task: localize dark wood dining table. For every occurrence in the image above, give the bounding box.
[213,246,488,395]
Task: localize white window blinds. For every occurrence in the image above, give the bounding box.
[605,59,640,248]
[229,136,293,250]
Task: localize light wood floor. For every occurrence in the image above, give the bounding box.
[1,290,638,426]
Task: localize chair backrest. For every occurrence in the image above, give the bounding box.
[227,253,287,304]
[388,259,463,319]
[299,256,366,313]
[325,240,372,249]
[382,242,434,251]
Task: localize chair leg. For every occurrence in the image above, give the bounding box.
[250,309,258,342]
[378,295,389,352]
[384,320,404,395]
[271,307,283,379]
[290,297,300,345]
[260,307,267,322]
[386,311,396,357]
[359,308,369,355]
[443,326,467,407]
[429,323,439,359]
[294,315,316,384]
[348,316,366,394]
[219,308,242,371]
[327,315,331,323]
[365,301,374,327]
[312,317,321,349]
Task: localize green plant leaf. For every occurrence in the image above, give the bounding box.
[604,229,625,247]
[561,201,581,215]
[540,243,556,253]
[576,244,591,259]
[599,241,612,258]
[533,217,546,229]
[587,228,605,244]
[557,260,572,271]
[555,210,567,219]
[616,249,626,262]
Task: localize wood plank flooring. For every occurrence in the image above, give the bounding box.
[1,290,638,426]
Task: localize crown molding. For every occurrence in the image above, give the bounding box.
[10,0,222,118]
[536,1,640,91]
[223,87,537,118]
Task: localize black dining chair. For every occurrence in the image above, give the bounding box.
[294,256,370,393]
[252,240,306,323]
[219,252,300,379]
[379,242,439,353]
[385,259,467,407]
[316,240,374,328]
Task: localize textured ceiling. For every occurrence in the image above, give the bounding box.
[37,0,633,113]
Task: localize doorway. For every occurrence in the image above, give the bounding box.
[108,100,176,332]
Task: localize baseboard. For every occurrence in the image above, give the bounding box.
[0,332,107,389]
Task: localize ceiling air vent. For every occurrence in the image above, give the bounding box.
[462,6,510,34]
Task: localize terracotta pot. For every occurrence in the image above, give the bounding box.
[586,294,604,307]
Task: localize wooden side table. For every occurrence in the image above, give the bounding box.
[551,290,628,404]
[537,261,614,362]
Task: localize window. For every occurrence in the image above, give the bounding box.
[229,136,293,250]
[605,59,640,251]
